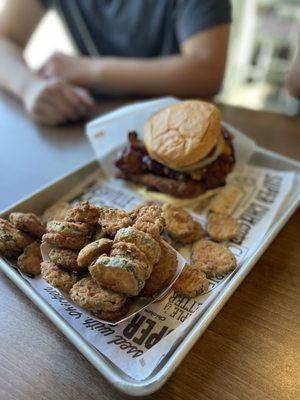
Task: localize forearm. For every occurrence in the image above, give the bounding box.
[286,51,300,98]
[89,55,224,98]
[0,37,39,99]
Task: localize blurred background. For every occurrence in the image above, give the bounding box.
[1,0,299,115]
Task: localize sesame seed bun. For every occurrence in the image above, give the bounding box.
[144,100,221,170]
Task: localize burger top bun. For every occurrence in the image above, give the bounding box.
[144,100,221,170]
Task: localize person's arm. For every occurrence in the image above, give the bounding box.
[286,48,300,98]
[0,0,95,125]
[0,0,44,98]
[39,24,230,98]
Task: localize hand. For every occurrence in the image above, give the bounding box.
[22,77,95,126]
[38,52,95,87]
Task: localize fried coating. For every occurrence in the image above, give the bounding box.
[98,206,132,236]
[206,212,240,242]
[128,203,147,221]
[89,255,144,296]
[208,185,242,215]
[42,233,89,250]
[110,241,152,280]
[132,202,165,240]
[0,218,33,257]
[92,226,107,240]
[65,201,100,224]
[0,237,18,258]
[17,242,42,276]
[133,217,161,241]
[114,226,161,265]
[92,302,130,321]
[46,220,91,237]
[179,220,205,244]
[9,212,45,239]
[173,263,209,298]
[191,239,237,277]
[70,276,127,313]
[142,241,177,297]
[162,204,196,243]
[0,246,19,259]
[77,238,113,268]
[129,201,164,225]
[49,248,80,270]
[41,261,78,292]
[41,202,70,224]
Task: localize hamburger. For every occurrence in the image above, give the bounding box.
[114,101,235,203]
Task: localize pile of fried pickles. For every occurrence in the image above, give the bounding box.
[0,192,240,321]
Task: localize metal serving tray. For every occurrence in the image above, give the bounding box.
[1,146,299,396]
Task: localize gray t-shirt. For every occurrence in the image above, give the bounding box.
[40,0,231,57]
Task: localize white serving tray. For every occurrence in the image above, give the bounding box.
[1,147,299,396]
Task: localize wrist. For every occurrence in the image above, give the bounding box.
[85,58,107,87]
[20,72,43,102]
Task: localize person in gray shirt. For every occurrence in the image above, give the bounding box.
[0,0,231,126]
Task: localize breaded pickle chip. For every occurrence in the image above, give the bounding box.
[129,203,162,222]
[89,255,144,296]
[46,220,91,237]
[41,261,78,292]
[70,276,127,313]
[0,218,33,257]
[49,248,81,271]
[17,242,42,275]
[98,206,132,236]
[9,212,45,239]
[191,239,237,277]
[162,204,201,243]
[208,185,242,215]
[173,263,208,298]
[77,238,113,267]
[133,216,161,240]
[179,220,205,244]
[206,212,240,242]
[142,241,177,297]
[66,201,100,224]
[92,303,130,321]
[42,233,89,250]
[111,241,152,280]
[114,226,161,265]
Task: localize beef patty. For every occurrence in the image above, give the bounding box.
[114,127,235,198]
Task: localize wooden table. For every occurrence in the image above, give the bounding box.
[0,93,299,400]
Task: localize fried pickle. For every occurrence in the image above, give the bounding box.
[191,239,237,277]
[173,263,208,298]
[206,212,240,242]
[142,241,177,297]
[17,242,42,275]
[9,212,45,239]
[77,238,113,267]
